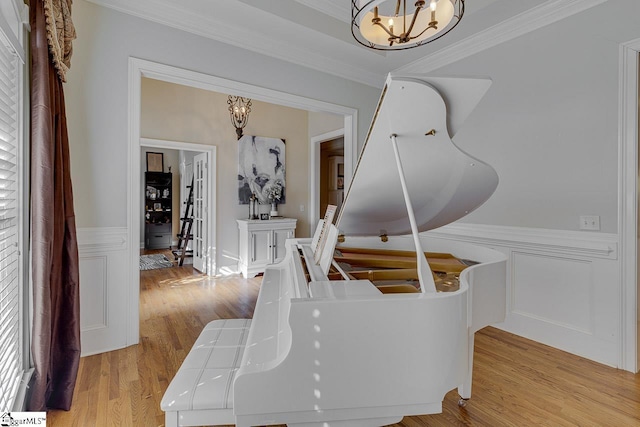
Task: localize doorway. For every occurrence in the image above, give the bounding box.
[310,129,350,235]
[139,139,215,274]
[319,137,344,220]
[127,58,358,350]
[140,146,210,272]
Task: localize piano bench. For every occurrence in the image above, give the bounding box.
[161,318,251,427]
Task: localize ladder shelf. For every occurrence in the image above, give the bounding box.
[172,177,194,266]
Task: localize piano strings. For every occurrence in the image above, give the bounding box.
[299,245,477,293]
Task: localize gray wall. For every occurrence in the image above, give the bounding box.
[424,0,640,233]
[65,0,380,231]
[66,0,640,235]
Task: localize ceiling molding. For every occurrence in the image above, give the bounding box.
[86,0,385,87]
[87,0,608,88]
[395,0,609,74]
[294,0,350,23]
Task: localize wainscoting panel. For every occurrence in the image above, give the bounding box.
[77,227,129,356]
[427,223,621,367]
[511,252,593,334]
[79,256,107,331]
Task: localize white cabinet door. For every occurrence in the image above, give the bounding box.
[250,229,271,266]
[237,218,297,278]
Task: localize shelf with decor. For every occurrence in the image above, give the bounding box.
[144,171,172,249]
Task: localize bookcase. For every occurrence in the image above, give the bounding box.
[144,172,172,249]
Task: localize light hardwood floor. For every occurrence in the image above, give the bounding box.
[48,255,640,426]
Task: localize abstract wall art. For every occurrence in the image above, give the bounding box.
[238,135,286,205]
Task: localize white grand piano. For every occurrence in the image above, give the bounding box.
[161,74,507,427]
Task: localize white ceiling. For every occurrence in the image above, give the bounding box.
[85,0,603,87]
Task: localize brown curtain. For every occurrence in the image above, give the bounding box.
[28,0,81,411]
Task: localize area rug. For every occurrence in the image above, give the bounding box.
[139,254,174,270]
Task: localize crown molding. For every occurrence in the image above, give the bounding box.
[87,0,609,88]
[294,0,350,23]
[395,0,609,74]
[86,0,384,87]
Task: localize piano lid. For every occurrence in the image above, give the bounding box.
[336,75,497,237]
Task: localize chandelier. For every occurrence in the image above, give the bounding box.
[227,95,252,139]
[351,0,465,51]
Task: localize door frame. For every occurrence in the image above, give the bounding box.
[127,57,358,347]
[619,38,640,372]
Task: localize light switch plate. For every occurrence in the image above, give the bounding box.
[579,215,600,231]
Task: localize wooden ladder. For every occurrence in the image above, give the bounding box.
[173,177,194,266]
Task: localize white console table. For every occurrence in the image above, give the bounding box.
[237,218,297,278]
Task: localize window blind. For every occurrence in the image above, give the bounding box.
[0,32,21,412]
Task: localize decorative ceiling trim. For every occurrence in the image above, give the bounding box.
[86,0,384,87]
[294,0,350,23]
[87,0,608,87]
[395,0,609,74]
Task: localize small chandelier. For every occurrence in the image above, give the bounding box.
[227,95,252,139]
[351,0,465,51]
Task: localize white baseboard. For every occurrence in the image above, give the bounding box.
[426,223,621,367]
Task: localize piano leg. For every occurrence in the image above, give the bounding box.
[164,411,178,427]
[457,332,474,407]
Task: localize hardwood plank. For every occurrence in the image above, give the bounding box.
[47,250,640,426]
[95,354,110,426]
